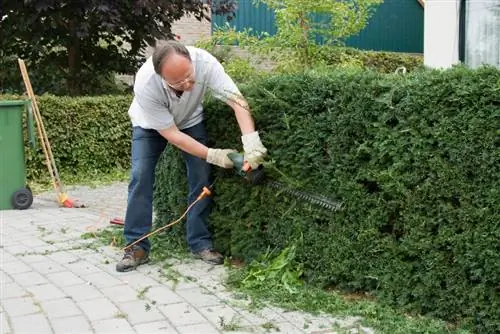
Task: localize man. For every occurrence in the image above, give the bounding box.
[116,40,267,272]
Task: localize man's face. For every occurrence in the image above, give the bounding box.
[161,53,196,92]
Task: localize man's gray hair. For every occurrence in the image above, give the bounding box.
[152,40,191,75]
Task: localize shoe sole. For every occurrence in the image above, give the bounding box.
[116,257,150,272]
[192,255,223,265]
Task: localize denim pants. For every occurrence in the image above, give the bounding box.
[123,122,214,254]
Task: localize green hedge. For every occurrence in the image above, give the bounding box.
[0,94,133,180]
[315,46,424,73]
[153,66,500,333]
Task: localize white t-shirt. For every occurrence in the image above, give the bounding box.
[128,46,242,130]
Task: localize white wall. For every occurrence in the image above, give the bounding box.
[465,0,500,68]
[424,0,461,69]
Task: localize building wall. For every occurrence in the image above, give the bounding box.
[171,12,212,46]
[423,0,460,68]
[465,0,500,68]
[144,11,212,58]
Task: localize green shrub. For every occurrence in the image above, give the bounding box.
[314,46,424,73]
[153,65,500,332]
[0,94,133,180]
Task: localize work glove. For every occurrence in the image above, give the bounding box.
[206,148,237,168]
[241,131,268,169]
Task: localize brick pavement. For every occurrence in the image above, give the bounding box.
[1,182,371,334]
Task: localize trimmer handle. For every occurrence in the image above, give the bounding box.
[227,152,266,185]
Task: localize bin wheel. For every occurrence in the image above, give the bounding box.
[11,187,33,210]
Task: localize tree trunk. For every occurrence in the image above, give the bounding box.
[299,13,310,68]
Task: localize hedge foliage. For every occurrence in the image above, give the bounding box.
[0,94,133,180]
[153,65,500,333]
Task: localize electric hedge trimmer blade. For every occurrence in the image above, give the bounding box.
[227,152,342,212]
[267,180,342,211]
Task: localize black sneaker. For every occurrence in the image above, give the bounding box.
[193,249,224,265]
[116,245,150,272]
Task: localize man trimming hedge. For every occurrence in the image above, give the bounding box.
[116,40,268,272]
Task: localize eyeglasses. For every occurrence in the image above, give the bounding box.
[165,67,196,89]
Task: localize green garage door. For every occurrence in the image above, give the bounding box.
[212,0,424,53]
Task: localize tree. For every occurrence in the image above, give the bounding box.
[205,0,383,71]
[0,0,235,95]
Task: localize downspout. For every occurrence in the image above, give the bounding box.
[458,0,466,62]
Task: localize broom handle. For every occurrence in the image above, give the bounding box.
[18,59,64,195]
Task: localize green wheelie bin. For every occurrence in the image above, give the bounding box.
[0,100,36,210]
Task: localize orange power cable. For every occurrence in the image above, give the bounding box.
[123,186,212,251]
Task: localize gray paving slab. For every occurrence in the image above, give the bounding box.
[0,182,371,334]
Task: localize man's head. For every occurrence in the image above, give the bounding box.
[153,40,196,92]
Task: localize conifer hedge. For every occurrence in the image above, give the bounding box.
[153,66,500,332]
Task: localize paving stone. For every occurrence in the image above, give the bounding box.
[159,302,207,327]
[81,271,124,289]
[26,283,67,301]
[118,272,161,291]
[0,271,13,285]
[78,298,120,321]
[100,285,139,303]
[18,237,50,248]
[117,300,165,325]
[263,321,304,333]
[133,320,178,333]
[144,286,183,305]
[198,304,252,329]
[41,298,81,319]
[10,313,52,333]
[64,260,102,276]
[0,251,17,263]
[238,306,285,326]
[92,318,135,334]
[10,271,48,287]
[29,260,66,275]
[50,315,92,333]
[46,251,80,265]
[0,311,11,334]
[177,322,221,334]
[1,283,27,300]
[1,297,41,317]
[47,271,85,287]
[1,261,32,275]
[61,283,103,302]
[176,288,222,307]
[15,254,47,264]
[280,311,334,333]
[31,244,60,254]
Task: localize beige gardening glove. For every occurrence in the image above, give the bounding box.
[206,148,237,168]
[241,131,268,169]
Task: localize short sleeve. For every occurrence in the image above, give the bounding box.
[206,58,242,103]
[134,87,175,130]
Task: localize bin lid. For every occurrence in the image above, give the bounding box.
[0,100,30,107]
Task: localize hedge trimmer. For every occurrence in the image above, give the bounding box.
[227,152,342,212]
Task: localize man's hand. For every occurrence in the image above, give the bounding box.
[242,131,268,169]
[207,148,237,168]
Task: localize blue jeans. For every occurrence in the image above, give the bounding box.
[123,122,214,254]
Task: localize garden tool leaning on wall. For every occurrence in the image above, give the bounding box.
[18,59,84,208]
[227,152,342,211]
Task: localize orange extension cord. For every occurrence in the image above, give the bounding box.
[122,186,212,251]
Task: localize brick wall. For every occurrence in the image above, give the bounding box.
[144,10,211,58]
